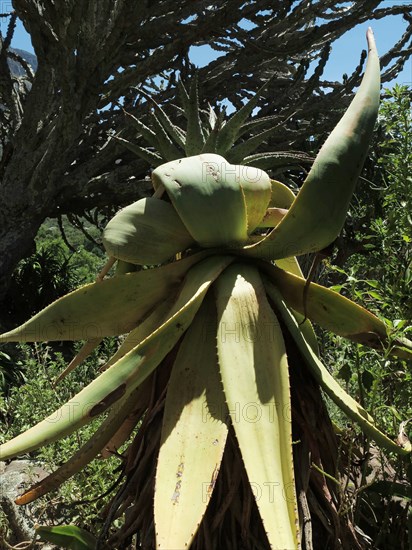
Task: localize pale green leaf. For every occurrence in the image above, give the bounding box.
[184,75,205,156]
[0,255,234,460]
[242,31,380,260]
[214,263,300,549]
[260,262,412,358]
[0,250,211,342]
[269,178,296,209]
[102,197,194,265]
[155,296,228,548]
[101,299,173,370]
[264,281,410,456]
[152,154,249,248]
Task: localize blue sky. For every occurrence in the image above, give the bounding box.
[189,14,411,87]
[3,10,411,87]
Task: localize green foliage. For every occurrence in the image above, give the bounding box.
[318,85,412,548]
[36,524,97,549]
[0,341,123,541]
[4,217,105,326]
[0,216,105,397]
[341,86,411,320]
[1,77,410,550]
[4,246,77,324]
[36,217,105,286]
[0,349,26,394]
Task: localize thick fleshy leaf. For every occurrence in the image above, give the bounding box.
[0,255,234,460]
[242,30,380,260]
[238,166,271,233]
[0,250,210,342]
[137,89,187,151]
[214,263,300,549]
[216,77,273,156]
[152,154,249,247]
[260,177,320,356]
[102,197,194,265]
[269,178,296,209]
[260,262,412,357]
[115,135,163,167]
[55,338,102,384]
[258,207,287,228]
[36,525,96,550]
[271,256,320,356]
[155,296,228,549]
[243,151,313,171]
[15,387,144,504]
[100,299,173,371]
[184,75,205,156]
[265,281,410,455]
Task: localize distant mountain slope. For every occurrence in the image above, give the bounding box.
[8,48,37,76]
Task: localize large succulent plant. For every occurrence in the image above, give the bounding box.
[1,30,411,549]
[117,69,314,172]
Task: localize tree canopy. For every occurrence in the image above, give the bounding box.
[0,0,411,307]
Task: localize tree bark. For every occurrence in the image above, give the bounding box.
[0,0,411,305]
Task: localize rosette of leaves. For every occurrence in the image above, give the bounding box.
[117,67,314,173]
[1,31,411,549]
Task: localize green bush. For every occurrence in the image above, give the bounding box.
[0,340,124,540]
[318,85,412,548]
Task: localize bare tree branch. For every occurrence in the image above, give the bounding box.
[0,0,411,304]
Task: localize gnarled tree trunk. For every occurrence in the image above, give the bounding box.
[1,0,411,308]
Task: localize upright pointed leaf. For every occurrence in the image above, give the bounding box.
[177,79,190,113]
[150,112,183,161]
[242,30,380,260]
[137,89,186,150]
[124,110,159,148]
[214,263,299,549]
[155,296,228,549]
[201,108,224,154]
[216,77,273,155]
[114,135,163,166]
[184,75,205,156]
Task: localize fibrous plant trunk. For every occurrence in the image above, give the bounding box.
[97,333,363,550]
